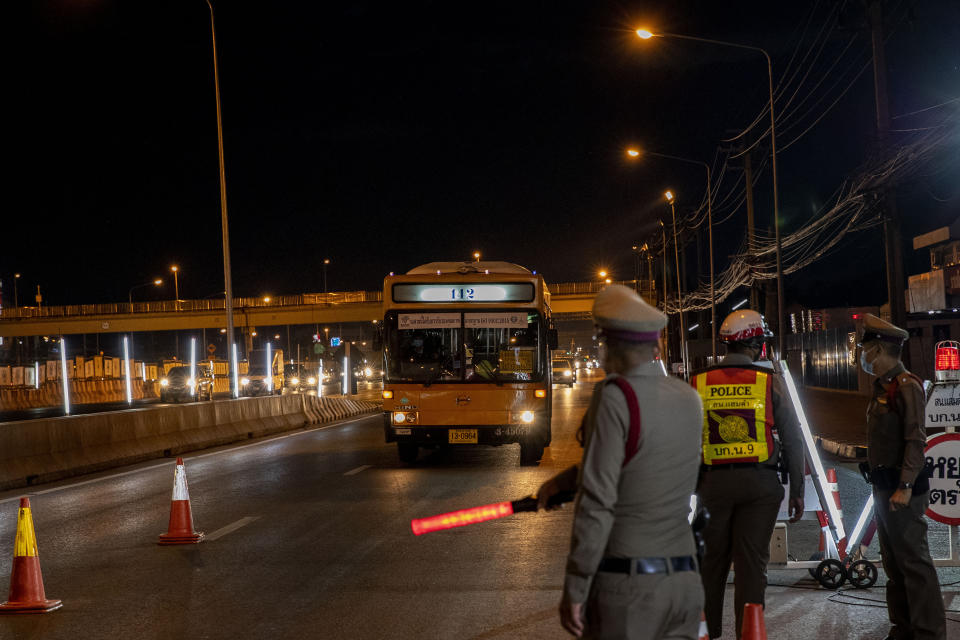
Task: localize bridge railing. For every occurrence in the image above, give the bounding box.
[0,282,657,321]
[0,291,384,320]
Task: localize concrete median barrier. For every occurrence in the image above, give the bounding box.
[0,394,380,491]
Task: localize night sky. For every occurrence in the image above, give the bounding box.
[9,0,958,310]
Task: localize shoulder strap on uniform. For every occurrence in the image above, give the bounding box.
[608,377,641,467]
[887,372,925,411]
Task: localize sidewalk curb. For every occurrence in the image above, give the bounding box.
[815,436,867,461]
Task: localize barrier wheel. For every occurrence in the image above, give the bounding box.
[814,559,846,589]
[807,551,824,579]
[847,559,878,589]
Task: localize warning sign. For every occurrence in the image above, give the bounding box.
[925,383,960,429]
[925,432,960,525]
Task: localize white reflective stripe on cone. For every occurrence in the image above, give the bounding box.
[172,465,190,501]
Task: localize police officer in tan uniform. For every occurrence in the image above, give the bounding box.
[692,310,804,639]
[537,285,704,639]
[859,313,945,640]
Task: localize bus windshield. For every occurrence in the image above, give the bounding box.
[385,310,543,383]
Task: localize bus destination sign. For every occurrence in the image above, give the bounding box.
[392,283,535,303]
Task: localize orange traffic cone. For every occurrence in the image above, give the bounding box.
[158,457,204,544]
[741,603,767,640]
[0,498,62,614]
[698,611,709,640]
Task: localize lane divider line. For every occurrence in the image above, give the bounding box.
[0,414,376,504]
[343,465,372,476]
[205,516,260,542]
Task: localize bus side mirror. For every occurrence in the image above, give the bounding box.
[547,329,559,351]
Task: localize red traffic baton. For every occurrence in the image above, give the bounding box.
[411,490,575,536]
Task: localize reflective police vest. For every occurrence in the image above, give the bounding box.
[693,366,774,465]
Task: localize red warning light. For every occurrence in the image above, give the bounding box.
[936,347,960,371]
[411,502,513,536]
[852,314,862,320]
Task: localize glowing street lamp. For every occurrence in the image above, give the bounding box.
[634,26,784,354]
[473,251,481,262]
[626,146,716,358]
[665,190,688,376]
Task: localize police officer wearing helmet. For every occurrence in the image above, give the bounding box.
[537,284,704,639]
[859,313,945,640]
[692,310,804,639]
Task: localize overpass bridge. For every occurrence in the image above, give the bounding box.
[0,282,656,338]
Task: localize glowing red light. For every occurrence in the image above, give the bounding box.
[411,501,514,536]
[852,314,861,320]
[936,347,960,371]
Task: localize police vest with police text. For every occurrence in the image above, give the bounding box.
[693,366,774,465]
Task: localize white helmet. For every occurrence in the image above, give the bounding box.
[719,310,773,344]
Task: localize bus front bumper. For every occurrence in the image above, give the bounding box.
[383,413,546,446]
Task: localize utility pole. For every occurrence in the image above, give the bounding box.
[868,0,908,358]
[743,150,760,313]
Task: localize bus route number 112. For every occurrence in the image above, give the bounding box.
[451,287,476,300]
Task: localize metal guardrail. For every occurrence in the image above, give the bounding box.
[0,280,659,321]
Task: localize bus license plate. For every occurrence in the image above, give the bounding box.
[448,429,478,444]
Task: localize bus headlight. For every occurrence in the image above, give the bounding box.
[520,411,535,424]
[394,412,406,424]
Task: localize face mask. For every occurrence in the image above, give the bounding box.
[860,343,877,374]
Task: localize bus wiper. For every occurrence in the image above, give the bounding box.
[422,370,440,387]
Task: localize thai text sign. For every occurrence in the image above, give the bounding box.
[925,432,960,525]
[925,383,960,429]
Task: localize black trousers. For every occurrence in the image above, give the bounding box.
[698,467,783,639]
[874,489,946,640]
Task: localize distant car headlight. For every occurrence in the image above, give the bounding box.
[160,378,169,387]
[241,377,250,386]
[307,377,316,385]
[290,377,299,385]
[520,411,535,424]
[564,370,572,377]
[364,367,373,378]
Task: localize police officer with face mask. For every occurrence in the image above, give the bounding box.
[859,313,945,640]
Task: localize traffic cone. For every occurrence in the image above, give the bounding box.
[698,611,709,640]
[0,498,62,614]
[158,457,204,544]
[741,603,767,640]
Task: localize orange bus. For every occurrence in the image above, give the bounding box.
[379,262,558,465]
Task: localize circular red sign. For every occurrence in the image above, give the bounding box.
[924,432,960,525]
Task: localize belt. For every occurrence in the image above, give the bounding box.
[701,462,777,471]
[597,556,697,575]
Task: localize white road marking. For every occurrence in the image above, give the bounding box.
[343,465,372,476]
[205,516,260,541]
[0,414,375,504]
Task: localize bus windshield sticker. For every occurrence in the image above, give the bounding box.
[398,313,461,330]
[464,313,529,329]
[392,283,535,303]
[499,348,535,376]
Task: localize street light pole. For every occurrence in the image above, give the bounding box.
[666,192,687,376]
[626,148,715,359]
[323,258,331,295]
[170,266,180,311]
[128,279,163,312]
[658,220,670,366]
[636,29,783,356]
[207,0,237,397]
[13,273,20,308]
